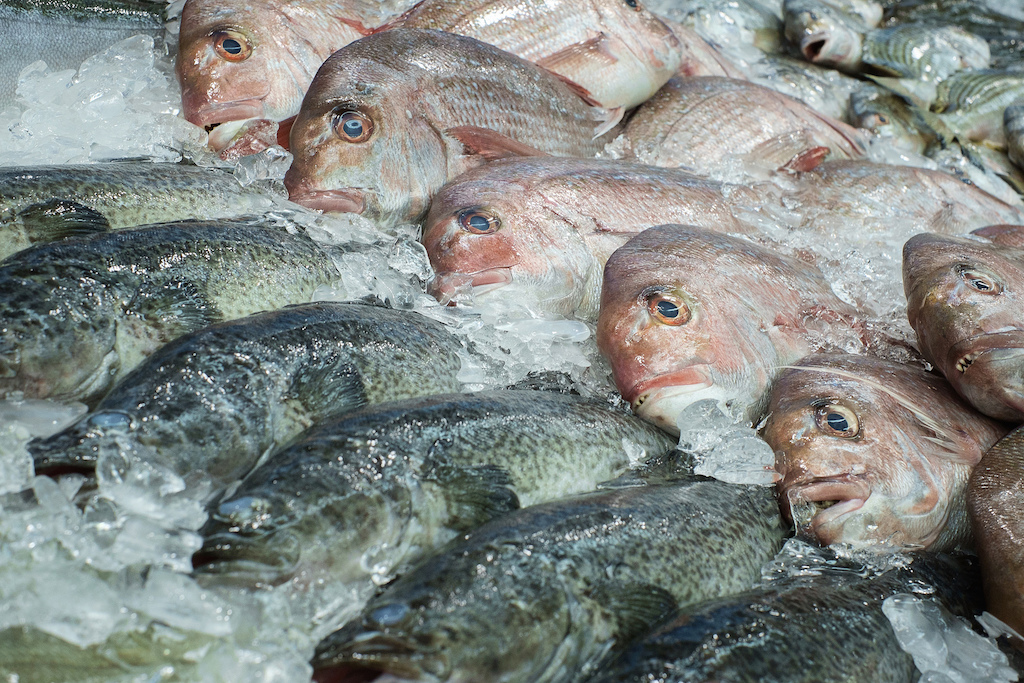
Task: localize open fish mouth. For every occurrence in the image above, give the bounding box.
[782,477,871,539]
[315,630,447,683]
[191,530,300,586]
[625,366,719,434]
[428,268,514,304]
[946,332,1024,376]
[800,33,831,62]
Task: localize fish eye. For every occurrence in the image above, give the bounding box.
[957,265,1001,295]
[645,291,690,326]
[457,209,501,235]
[86,410,133,432]
[814,404,859,438]
[624,0,641,8]
[212,30,252,62]
[875,114,889,125]
[333,110,374,143]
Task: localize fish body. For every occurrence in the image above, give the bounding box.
[933,70,1024,149]
[620,76,866,178]
[848,88,940,154]
[192,390,676,593]
[1007,100,1024,168]
[283,28,615,228]
[594,549,982,683]
[663,0,785,54]
[0,0,164,111]
[0,219,337,404]
[394,0,683,110]
[421,157,759,319]
[749,54,864,121]
[861,25,990,82]
[968,424,1024,635]
[176,0,386,153]
[903,228,1024,421]
[0,163,278,259]
[312,478,784,683]
[596,224,863,434]
[30,302,462,493]
[783,0,870,72]
[764,353,1008,551]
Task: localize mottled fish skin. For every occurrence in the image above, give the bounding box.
[619,76,866,179]
[861,25,990,83]
[969,424,1024,636]
[0,0,164,111]
[593,550,983,683]
[783,0,869,72]
[422,157,759,319]
[903,228,1024,422]
[30,302,461,495]
[933,70,1024,149]
[192,390,676,601]
[0,219,337,405]
[312,478,784,683]
[176,0,386,152]
[764,353,1008,552]
[284,28,615,228]
[596,225,864,435]
[394,0,683,110]
[0,163,278,259]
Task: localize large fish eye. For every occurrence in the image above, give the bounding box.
[957,265,1001,295]
[333,111,374,143]
[814,404,859,438]
[212,30,252,62]
[457,209,501,235]
[645,291,690,326]
[624,0,641,8]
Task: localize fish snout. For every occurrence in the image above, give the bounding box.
[284,170,366,215]
[950,344,1024,422]
[191,525,300,585]
[780,475,871,541]
[427,268,513,306]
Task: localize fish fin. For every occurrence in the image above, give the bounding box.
[532,66,623,137]
[972,224,1024,247]
[17,199,111,243]
[371,0,424,32]
[586,581,677,641]
[539,67,603,107]
[535,33,620,72]
[287,363,367,419]
[277,115,295,151]
[422,446,519,529]
[865,75,936,109]
[592,106,625,139]
[126,278,221,333]
[446,126,551,161]
[334,16,377,36]
[779,145,830,173]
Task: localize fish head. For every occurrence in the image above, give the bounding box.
[597,225,807,433]
[766,354,997,551]
[422,163,598,317]
[904,231,1024,420]
[284,38,450,227]
[783,0,865,70]
[176,0,366,150]
[30,409,140,478]
[848,90,928,153]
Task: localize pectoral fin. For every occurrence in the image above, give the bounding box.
[288,362,367,419]
[447,125,551,161]
[126,278,221,336]
[17,199,111,243]
[535,33,619,72]
[422,445,520,530]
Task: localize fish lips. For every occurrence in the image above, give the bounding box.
[946,333,1024,421]
[627,366,714,433]
[428,268,514,305]
[185,100,265,129]
[781,476,870,544]
[191,529,300,586]
[315,627,449,683]
[285,184,367,215]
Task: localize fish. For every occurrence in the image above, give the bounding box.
[175,0,387,156]
[391,0,683,111]
[0,218,338,405]
[848,88,942,155]
[596,224,865,435]
[421,157,760,319]
[30,302,462,496]
[192,390,676,602]
[861,25,990,83]
[311,477,784,683]
[659,19,747,80]
[662,0,785,54]
[764,353,1008,552]
[0,162,279,259]
[619,76,866,178]
[749,54,865,122]
[903,227,1024,422]
[968,423,1024,636]
[0,0,165,111]
[593,547,983,683]
[1007,99,1024,169]
[783,0,871,72]
[283,28,616,228]
[932,70,1024,149]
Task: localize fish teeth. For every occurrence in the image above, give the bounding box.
[956,352,981,373]
[634,393,648,407]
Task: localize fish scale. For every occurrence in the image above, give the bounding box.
[861,25,990,81]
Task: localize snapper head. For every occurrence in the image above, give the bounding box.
[765,354,1008,551]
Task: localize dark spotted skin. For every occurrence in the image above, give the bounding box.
[30,301,463,492]
[314,478,785,683]
[594,551,983,683]
[0,218,338,404]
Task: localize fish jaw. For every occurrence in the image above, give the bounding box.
[628,366,717,434]
[284,182,367,215]
[192,524,301,587]
[947,334,1024,421]
[781,476,871,544]
[314,618,450,683]
[427,268,514,305]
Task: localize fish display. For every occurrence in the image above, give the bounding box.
[0,162,279,259]
[597,224,864,433]
[783,0,873,72]
[618,76,866,178]
[903,228,1024,422]
[969,424,1024,636]
[421,157,759,318]
[0,219,337,405]
[764,353,1008,551]
[175,0,387,156]
[283,28,616,228]
[860,25,990,82]
[312,477,784,683]
[30,302,462,494]
[593,548,983,683]
[193,390,675,594]
[932,70,1024,148]
[0,0,165,111]
[392,0,683,111]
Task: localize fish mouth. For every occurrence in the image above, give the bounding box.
[945,333,1024,420]
[315,627,448,682]
[781,476,870,542]
[800,33,830,62]
[625,366,715,433]
[186,100,265,129]
[191,530,300,586]
[428,268,514,304]
[286,187,366,215]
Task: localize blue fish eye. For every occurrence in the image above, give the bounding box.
[369,602,409,626]
[221,38,242,55]
[86,411,132,431]
[342,118,363,138]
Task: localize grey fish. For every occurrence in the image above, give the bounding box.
[312,477,784,682]
[0,162,280,259]
[592,548,983,683]
[30,301,462,495]
[783,0,871,72]
[192,390,676,594]
[1006,99,1024,168]
[0,0,165,111]
[861,25,990,82]
[933,70,1024,149]
[0,218,337,405]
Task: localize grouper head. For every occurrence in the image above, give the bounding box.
[765,354,1007,551]
[903,228,1024,421]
